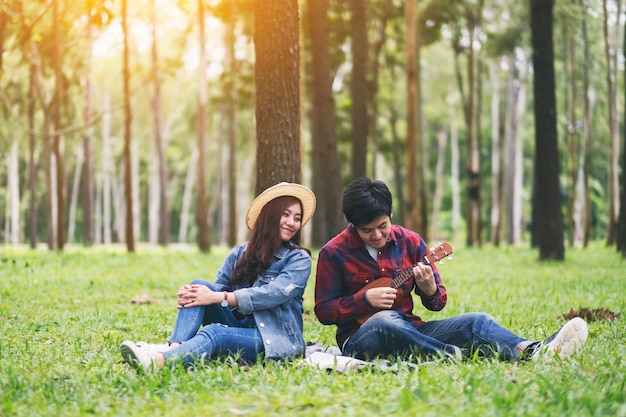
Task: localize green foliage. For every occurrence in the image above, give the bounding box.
[0,245,624,416]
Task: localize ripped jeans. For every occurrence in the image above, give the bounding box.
[161,280,264,367]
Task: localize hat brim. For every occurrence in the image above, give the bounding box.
[245,182,316,231]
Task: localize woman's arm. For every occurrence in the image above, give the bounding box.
[234,249,312,315]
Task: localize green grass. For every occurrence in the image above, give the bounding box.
[1,244,624,417]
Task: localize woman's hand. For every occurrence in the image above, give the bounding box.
[176,284,218,308]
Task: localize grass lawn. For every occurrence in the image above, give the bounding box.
[1,243,624,416]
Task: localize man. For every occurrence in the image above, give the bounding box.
[314,177,588,362]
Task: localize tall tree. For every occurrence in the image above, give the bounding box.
[530,0,564,260]
[52,0,65,250]
[489,59,502,246]
[618,11,626,257]
[196,0,211,252]
[225,0,238,247]
[602,0,622,245]
[349,0,368,179]
[254,0,301,193]
[456,0,483,247]
[150,0,169,246]
[121,0,135,252]
[573,0,593,248]
[404,0,427,237]
[305,0,343,246]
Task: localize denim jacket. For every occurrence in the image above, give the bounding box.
[212,242,312,361]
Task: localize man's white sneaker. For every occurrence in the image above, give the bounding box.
[121,340,156,370]
[529,317,588,361]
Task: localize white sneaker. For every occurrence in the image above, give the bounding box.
[530,317,588,361]
[121,340,156,370]
[136,341,172,354]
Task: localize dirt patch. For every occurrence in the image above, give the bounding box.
[561,307,620,322]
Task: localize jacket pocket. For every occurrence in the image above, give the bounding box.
[345,274,376,292]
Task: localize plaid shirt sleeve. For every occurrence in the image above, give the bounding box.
[314,237,374,326]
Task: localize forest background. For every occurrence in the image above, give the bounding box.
[1,0,625,258]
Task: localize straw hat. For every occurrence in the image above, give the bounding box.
[245,182,316,231]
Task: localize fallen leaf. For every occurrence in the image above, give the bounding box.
[130,294,158,304]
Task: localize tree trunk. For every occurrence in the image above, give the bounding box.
[618,12,626,257]
[602,0,621,245]
[226,0,238,247]
[530,0,564,260]
[254,0,301,193]
[122,0,135,252]
[179,147,198,243]
[431,130,447,240]
[564,30,578,247]
[581,4,593,248]
[450,98,461,242]
[489,60,502,246]
[52,0,65,250]
[28,62,38,248]
[102,99,113,245]
[349,0,368,179]
[367,0,393,178]
[389,100,404,223]
[306,0,343,246]
[504,53,523,245]
[196,0,211,252]
[148,147,159,244]
[82,17,94,246]
[404,0,426,237]
[452,2,483,247]
[66,149,83,244]
[7,140,19,244]
[151,0,169,246]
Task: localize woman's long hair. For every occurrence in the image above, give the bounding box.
[230,196,310,286]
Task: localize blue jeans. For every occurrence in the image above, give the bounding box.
[161,280,264,367]
[342,310,529,361]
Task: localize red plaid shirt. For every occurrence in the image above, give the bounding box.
[314,223,447,348]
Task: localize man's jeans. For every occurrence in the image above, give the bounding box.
[161,280,264,367]
[343,310,530,361]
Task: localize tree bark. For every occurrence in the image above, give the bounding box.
[530,0,564,260]
[226,0,238,247]
[618,11,626,256]
[122,0,135,252]
[349,0,368,179]
[66,149,83,244]
[28,62,38,248]
[52,0,65,250]
[404,0,427,237]
[306,0,343,246]
[82,17,94,246]
[602,0,621,245]
[489,60,502,246]
[254,0,301,193]
[196,0,211,252]
[151,0,169,246]
[179,147,198,243]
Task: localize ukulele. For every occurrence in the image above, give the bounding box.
[355,242,453,324]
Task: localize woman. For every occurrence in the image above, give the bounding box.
[121,182,316,370]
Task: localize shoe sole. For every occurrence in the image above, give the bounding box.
[540,317,588,360]
[121,340,151,370]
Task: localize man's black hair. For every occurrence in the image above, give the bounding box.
[341,177,392,227]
